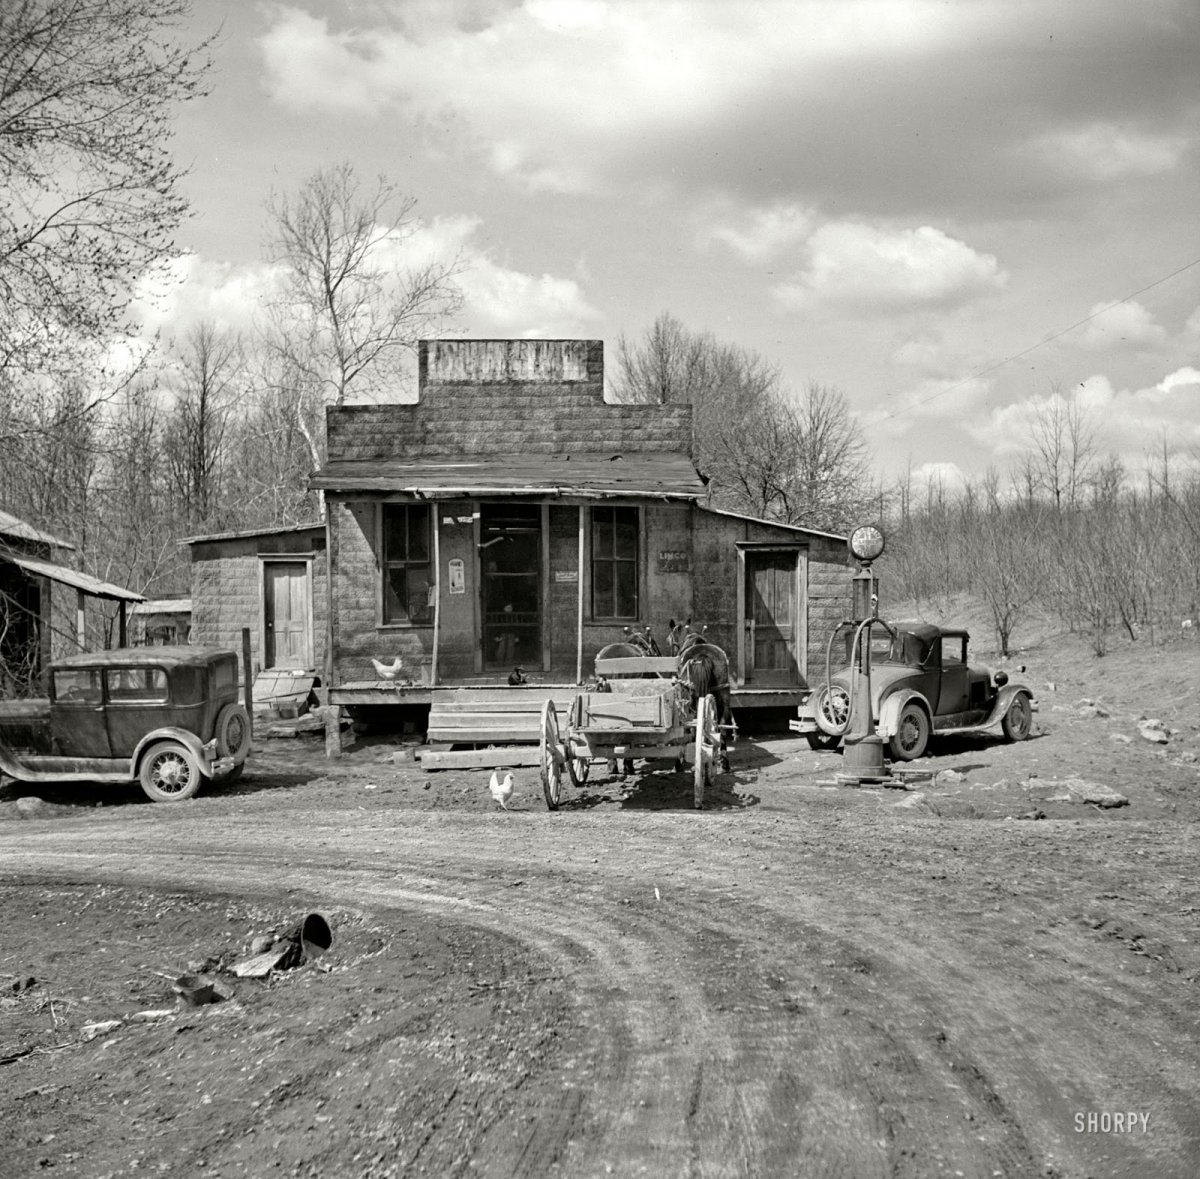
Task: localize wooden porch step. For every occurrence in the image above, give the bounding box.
[426,687,578,745]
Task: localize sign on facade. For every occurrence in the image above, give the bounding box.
[657,550,690,572]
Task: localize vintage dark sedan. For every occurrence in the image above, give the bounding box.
[0,647,250,802]
[791,621,1037,761]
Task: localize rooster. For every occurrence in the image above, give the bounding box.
[489,769,514,810]
[371,656,404,680]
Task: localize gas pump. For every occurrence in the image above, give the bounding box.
[840,524,888,780]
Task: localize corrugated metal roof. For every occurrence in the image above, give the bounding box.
[698,505,848,543]
[0,509,74,551]
[130,598,193,615]
[310,454,708,500]
[179,521,324,545]
[0,549,145,602]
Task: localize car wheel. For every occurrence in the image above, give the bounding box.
[814,685,851,736]
[139,741,202,803]
[215,703,251,761]
[889,702,930,761]
[1001,693,1032,742]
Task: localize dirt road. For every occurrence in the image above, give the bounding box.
[3,698,1199,1179]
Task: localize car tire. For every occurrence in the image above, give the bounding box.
[814,685,851,736]
[1001,693,1033,742]
[139,741,203,803]
[215,703,252,762]
[889,702,930,761]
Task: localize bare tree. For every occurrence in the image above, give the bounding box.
[1029,383,1097,511]
[262,162,463,469]
[613,314,870,531]
[0,0,213,387]
[162,321,242,530]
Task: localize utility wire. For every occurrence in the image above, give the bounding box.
[871,254,1200,425]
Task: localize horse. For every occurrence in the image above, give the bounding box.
[667,618,734,773]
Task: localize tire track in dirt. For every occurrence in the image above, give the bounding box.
[3,803,1198,1178]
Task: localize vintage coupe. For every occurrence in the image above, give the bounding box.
[0,647,250,802]
[791,621,1036,761]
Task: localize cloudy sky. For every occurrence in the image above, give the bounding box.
[161,0,1200,488]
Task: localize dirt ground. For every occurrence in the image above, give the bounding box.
[2,628,1200,1179]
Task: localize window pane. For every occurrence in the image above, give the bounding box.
[407,566,431,622]
[105,667,168,702]
[407,509,429,562]
[593,561,613,615]
[383,566,408,623]
[593,511,613,558]
[54,669,101,704]
[614,508,637,554]
[615,562,637,618]
[383,507,408,559]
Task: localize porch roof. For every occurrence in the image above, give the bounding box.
[0,509,74,551]
[0,548,145,603]
[310,453,708,500]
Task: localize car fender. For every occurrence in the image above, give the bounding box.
[131,728,218,779]
[983,684,1037,728]
[877,689,932,738]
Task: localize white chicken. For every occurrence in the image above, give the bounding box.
[371,656,404,680]
[489,769,514,811]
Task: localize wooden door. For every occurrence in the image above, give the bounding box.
[264,562,309,669]
[745,551,799,686]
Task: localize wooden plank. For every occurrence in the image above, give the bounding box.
[425,726,541,743]
[420,748,541,770]
[436,688,576,704]
[594,656,678,676]
[579,697,664,727]
[431,699,576,713]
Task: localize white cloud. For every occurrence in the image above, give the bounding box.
[909,461,967,494]
[967,367,1200,466]
[128,219,598,347]
[1078,300,1167,351]
[130,255,284,339]
[1029,122,1188,181]
[254,1,1047,194]
[772,223,1007,314]
[696,202,815,262]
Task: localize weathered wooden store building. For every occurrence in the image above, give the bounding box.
[303,338,850,730]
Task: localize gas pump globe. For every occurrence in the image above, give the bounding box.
[843,524,887,778]
[849,523,885,614]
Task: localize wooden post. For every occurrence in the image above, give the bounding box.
[118,601,127,648]
[323,705,341,760]
[242,627,254,741]
[430,503,440,687]
[76,590,86,651]
[576,505,585,683]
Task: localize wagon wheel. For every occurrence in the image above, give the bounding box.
[566,752,590,788]
[693,693,719,810]
[540,700,565,810]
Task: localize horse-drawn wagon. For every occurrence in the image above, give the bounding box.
[537,622,734,811]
